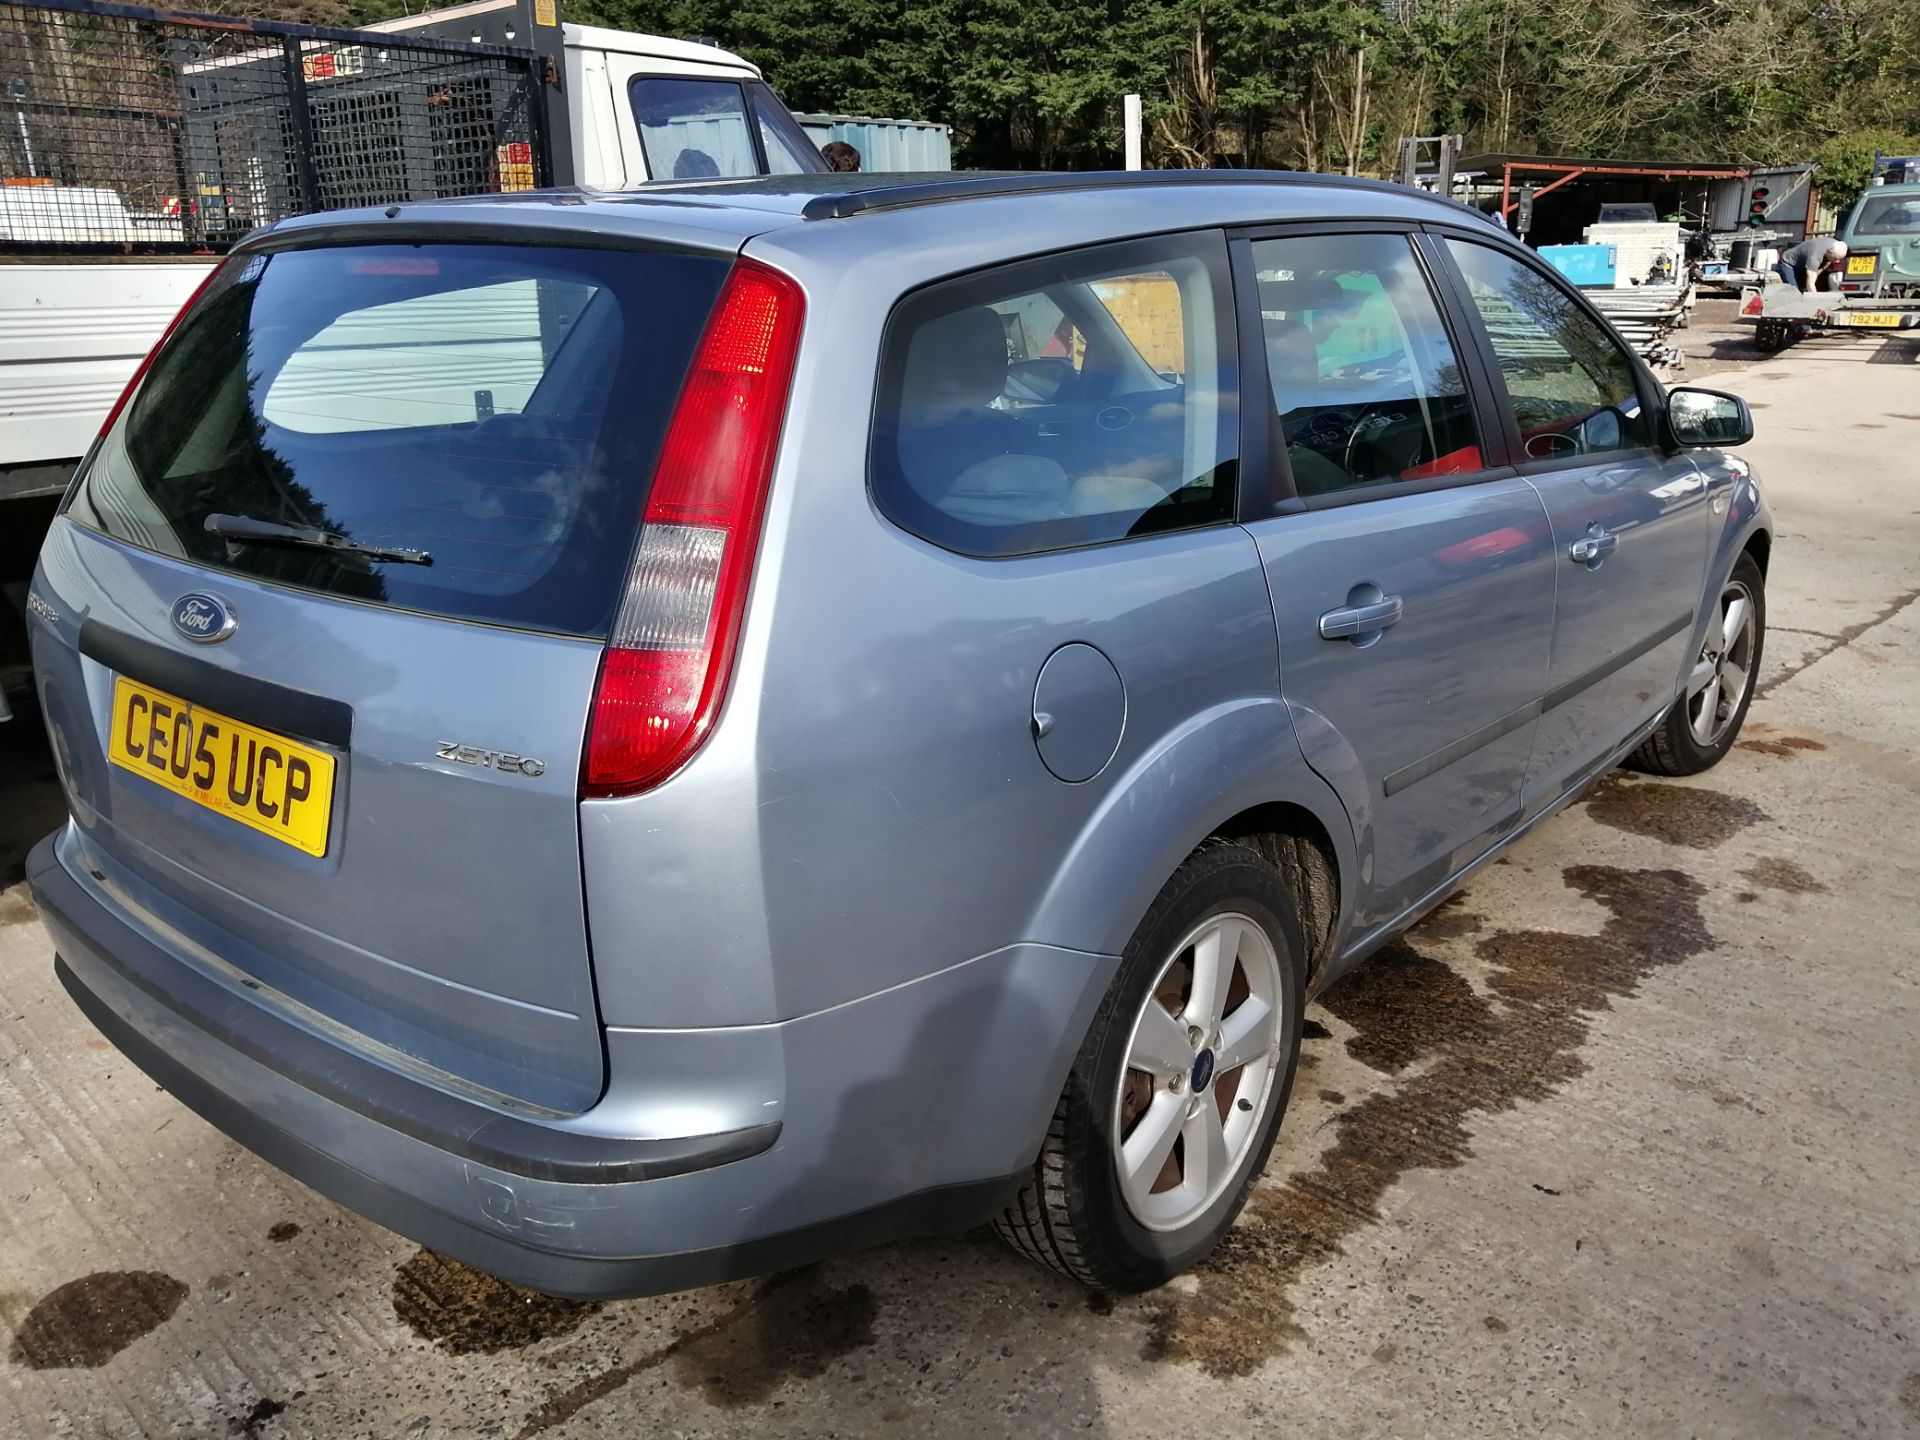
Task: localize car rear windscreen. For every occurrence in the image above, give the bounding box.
[68,242,730,637]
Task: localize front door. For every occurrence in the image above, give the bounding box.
[1236,230,1557,937]
[1437,237,1711,815]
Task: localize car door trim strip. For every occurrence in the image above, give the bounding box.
[1540,612,1693,714]
[1383,700,1540,797]
[1382,611,1692,797]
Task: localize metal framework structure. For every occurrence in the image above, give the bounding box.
[1476,156,1751,220]
[0,0,553,251]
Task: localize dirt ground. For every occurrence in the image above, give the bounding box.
[2,329,1918,1439]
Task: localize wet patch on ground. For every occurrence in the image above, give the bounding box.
[266,1221,301,1243]
[1317,941,1488,1075]
[1737,735,1827,760]
[1740,857,1827,894]
[1300,1019,1332,1041]
[669,1269,878,1406]
[510,1270,876,1436]
[0,885,35,927]
[1143,865,1712,1378]
[1581,775,1767,849]
[1407,893,1486,944]
[227,1397,288,1436]
[392,1249,599,1355]
[7,1270,189,1369]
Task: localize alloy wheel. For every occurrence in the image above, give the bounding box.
[1112,911,1285,1232]
[1687,578,1758,747]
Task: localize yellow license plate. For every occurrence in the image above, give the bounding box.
[108,676,337,857]
[1846,255,1877,275]
[1840,311,1902,328]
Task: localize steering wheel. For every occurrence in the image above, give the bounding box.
[1340,403,1401,480]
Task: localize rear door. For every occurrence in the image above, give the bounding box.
[1434,235,1710,816]
[37,237,731,1113]
[1233,228,1556,937]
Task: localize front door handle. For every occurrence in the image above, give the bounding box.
[1319,594,1405,641]
[1568,527,1619,566]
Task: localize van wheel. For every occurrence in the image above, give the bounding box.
[1628,552,1766,777]
[994,841,1304,1291]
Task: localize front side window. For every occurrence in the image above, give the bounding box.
[1445,239,1651,462]
[629,77,827,180]
[1253,232,1482,498]
[630,77,758,179]
[871,233,1237,558]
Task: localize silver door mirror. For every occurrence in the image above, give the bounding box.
[1666,387,1753,448]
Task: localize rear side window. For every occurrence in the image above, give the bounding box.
[1253,233,1481,497]
[69,243,729,637]
[1444,239,1652,462]
[871,232,1238,558]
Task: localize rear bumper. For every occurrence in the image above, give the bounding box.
[28,828,1110,1297]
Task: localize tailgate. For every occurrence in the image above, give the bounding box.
[34,236,731,1114]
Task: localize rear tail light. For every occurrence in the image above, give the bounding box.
[583,258,804,797]
[98,260,227,439]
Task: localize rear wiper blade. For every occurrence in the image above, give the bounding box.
[205,513,432,566]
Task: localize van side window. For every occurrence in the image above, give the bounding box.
[871,233,1238,558]
[1252,233,1482,498]
[1444,239,1652,461]
[629,77,759,179]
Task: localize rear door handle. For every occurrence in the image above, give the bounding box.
[1568,528,1619,566]
[1319,595,1405,641]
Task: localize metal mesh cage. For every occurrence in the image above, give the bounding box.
[0,0,545,250]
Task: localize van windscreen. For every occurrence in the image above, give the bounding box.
[68,242,729,637]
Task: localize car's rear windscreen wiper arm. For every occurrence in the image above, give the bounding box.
[204,513,433,566]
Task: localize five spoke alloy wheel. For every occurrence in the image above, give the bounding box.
[1113,911,1285,1232]
[1627,550,1766,776]
[995,840,1305,1291]
[1688,576,1758,748]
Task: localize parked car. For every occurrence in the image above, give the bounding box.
[23,170,1770,1297]
[1837,183,1920,298]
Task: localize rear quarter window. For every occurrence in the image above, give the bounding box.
[869,231,1239,558]
[68,242,729,637]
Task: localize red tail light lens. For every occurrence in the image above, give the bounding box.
[583,259,804,797]
[98,260,227,439]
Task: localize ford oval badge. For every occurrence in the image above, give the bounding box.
[171,592,236,644]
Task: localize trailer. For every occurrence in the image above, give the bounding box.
[1734,284,1920,352]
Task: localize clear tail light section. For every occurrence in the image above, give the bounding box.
[583,258,805,797]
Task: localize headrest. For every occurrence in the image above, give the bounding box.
[1257,275,1357,316]
[900,307,1009,417]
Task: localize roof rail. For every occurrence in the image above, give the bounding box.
[798,169,1499,223]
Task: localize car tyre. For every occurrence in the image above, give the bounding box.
[994,840,1305,1292]
[1628,551,1766,776]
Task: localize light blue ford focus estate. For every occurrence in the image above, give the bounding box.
[25,171,1769,1296]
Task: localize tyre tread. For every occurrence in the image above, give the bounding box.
[994,838,1298,1291]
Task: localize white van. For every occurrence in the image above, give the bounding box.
[0,0,828,569]
[368,3,830,187]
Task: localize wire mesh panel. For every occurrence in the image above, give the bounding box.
[0,0,545,251]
